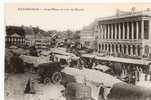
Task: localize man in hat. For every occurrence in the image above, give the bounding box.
[98,83,111,100]
[10,52,24,73]
[24,77,35,94]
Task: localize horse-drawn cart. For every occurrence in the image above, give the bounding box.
[38,62,64,84]
[20,55,64,84]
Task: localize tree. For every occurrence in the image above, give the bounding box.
[6,26,25,36]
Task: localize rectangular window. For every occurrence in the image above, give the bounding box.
[144,20,149,39]
[102,25,104,39]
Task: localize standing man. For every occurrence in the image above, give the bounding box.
[131,67,137,85]
[148,64,151,81]
[24,77,35,94]
[145,64,151,81]
[136,66,142,82]
[98,83,111,100]
[91,57,96,69]
[10,52,24,73]
[145,65,149,81]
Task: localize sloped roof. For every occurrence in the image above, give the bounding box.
[10,33,21,37]
[96,9,151,21]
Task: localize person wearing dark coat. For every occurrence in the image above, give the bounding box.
[98,83,111,100]
[10,53,24,73]
[24,78,35,94]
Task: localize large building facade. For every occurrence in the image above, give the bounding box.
[80,22,97,49]
[96,8,151,58]
[5,33,25,47]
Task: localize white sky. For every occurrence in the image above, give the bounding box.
[5,3,151,31]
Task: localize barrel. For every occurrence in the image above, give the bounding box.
[65,82,92,100]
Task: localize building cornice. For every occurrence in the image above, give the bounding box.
[96,8,151,22]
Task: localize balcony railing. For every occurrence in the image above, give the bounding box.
[99,39,142,43]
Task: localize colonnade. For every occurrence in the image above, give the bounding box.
[98,20,145,40]
[6,36,25,46]
[98,43,141,56]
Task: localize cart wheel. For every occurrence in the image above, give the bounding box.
[43,77,50,84]
[51,72,62,84]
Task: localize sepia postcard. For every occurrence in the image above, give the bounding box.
[4,3,151,100]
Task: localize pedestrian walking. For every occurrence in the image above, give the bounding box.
[145,64,151,81]
[148,64,151,81]
[131,67,137,85]
[144,65,149,81]
[136,66,141,81]
[24,77,36,94]
[9,52,24,73]
[92,62,96,69]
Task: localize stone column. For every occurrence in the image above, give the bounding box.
[123,23,125,40]
[111,24,113,40]
[136,21,139,40]
[105,25,107,40]
[104,24,107,40]
[140,46,143,57]
[141,20,144,39]
[117,44,119,53]
[141,20,144,56]
[107,44,109,53]
[115,24,117,40]
[127,22,129,39]
[126,45,129,55]
[102,25,104,39]
[97,43,100,53]
[100,24,103,39]
[135,45,138,56]
[102,25,104,40]
[122,45,124,55]
[108,24,110,40]
[114,44,116,54]
[106,24,108,40]
[119,23,121,40]
[131,22,134,39]
[110,44,113,54]
[130,45,133,56]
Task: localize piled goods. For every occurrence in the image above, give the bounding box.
[20,55,50,67]
[62,67,121,87]
[65,82,93,100]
